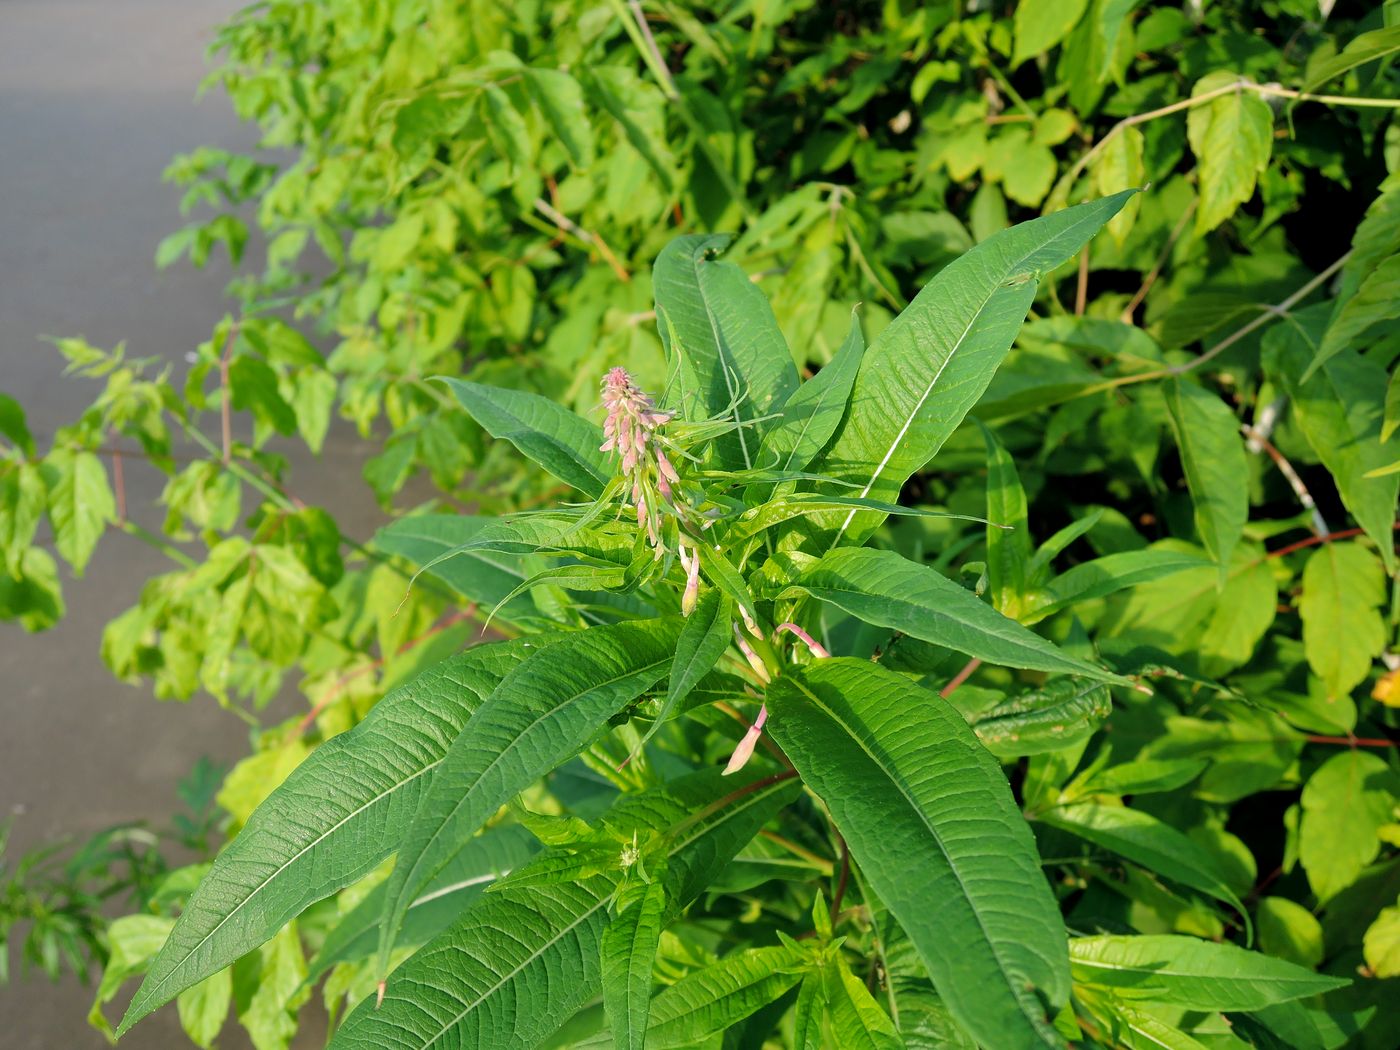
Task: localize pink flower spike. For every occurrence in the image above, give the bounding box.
[775,623,830,659]
[656,450,680,484]
[723,704,768,776]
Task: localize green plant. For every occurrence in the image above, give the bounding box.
[96,195,1390,1049]
[3,1,1400,1047]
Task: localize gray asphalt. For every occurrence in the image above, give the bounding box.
[0,2,384,1046]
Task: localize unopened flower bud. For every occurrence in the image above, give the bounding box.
[722,704,768,776]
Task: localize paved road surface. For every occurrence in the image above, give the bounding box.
[0,3,383,1045]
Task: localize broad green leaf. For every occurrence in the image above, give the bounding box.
[821,958,903,1050]
[306,825,538,981]
[759,312,864,474]
[587,66,675,192]
[1029,548,1212,624]
[1298,542,1386,700]
[1303,24,1400,94]
[1340,181,1400,303]
[1187,73,1273,234]
[766,660,1070,1050]
[979,422,1032,618]
[1363,898,1400,978]
[0,461,46,579]
[482,84,531,174]
[653,234,799,468]
[1310,253,1400,379]
[1299,751,1400,902]
[1164,379,1247,576]
[601,879,668,1050]
[640,589,732,753]
[1072,758,1208,798]
[117,640,542,1036]
[1080,991,1211,1050]
[786,547,1124,682]
[328,768,798,1050]
[638,946,804,1048]
[1264,308,1399,573]
[231,920,309,1050]
[376,618,683,976]
[969,679,1112,759]
[1384,364,1400,443]
[42,449,114,575]
[439,378,612,497]
[808,192,1134,546]
[1039,804,1249,932]
[525,68,595,168]
[1013,0,1090,66]
[1069,934,1347,1010]
[90,915,175,1036]
[1257,897,1325,969]
[177,969,231,1049]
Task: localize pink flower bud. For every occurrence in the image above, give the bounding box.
[775,622,830,659]
[722,704,768,776]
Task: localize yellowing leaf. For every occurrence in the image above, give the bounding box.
[1363,899,1400,978]
[1187,73,1273,234]
[1298,751,1400,902]
[1097,126,1145,245]
[1298,542,1386,701]
[217,741,311,827]
[1373,668,1400,708]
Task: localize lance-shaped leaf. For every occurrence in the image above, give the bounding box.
[822,957,904,1050]
[374,515,535,620]
[969,679,1112,759]
[979,421,1032,617]
[117,639,545,1037]
[1038,803,1250,938]
[636,590,732,755]
[306,825,538,981]
[1070,935,1347,1010]
[808,191,1134,546]
[524,68,594,168]
[329,768,799,1050]
[784,547,1124,682]
[766,660,1071,1050]
[601,879,668,1050]
[439,378,612,497]
[1027,548,1211,624]
[375,618,683,977]
[1164,379,1247,578]
[642,945,806,1048]
[759,312,864,474]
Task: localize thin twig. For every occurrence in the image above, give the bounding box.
[532,197,631,283]
[940,658,982,698]
[1241,424,1329,536]
[111,449,126,525]
[217,322,239,465]
[1120,201,1197,323]
[1074,244,1090,316]
[1306,735,1395,748]
[1267,522,1400,560]
[830,834,851,925]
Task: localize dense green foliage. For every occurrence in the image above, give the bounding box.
[3,1,1400,1047]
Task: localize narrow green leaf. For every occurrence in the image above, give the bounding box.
[1310,253,1400,378]
[1069,934,1348,1010]
[375,618,683,977]
[117,640,542,1037]
[1164,379,1247,576]
[969,679,1112,759]
[786,547,1124,682]
[759,312,864,474]
[653,234,800,469]
[1039,803,1250,936]
[644,945,805,1048]
[1029,548,1211,624]
[601,879,667,1050]
[1302,24,1400,94]
[809,191,1133,546]
[767,660,1071,1050]
[439,378,612,497]
[822,958,904,1050]
[1,461,46,579]
[642,590,731,752]
[328,768,799,1050]
[979,422,1031,617]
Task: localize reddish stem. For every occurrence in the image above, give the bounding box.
[1306,734,1395,749]
[941,658,982,698]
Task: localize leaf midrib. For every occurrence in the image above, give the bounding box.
[783,674,1053,1041]
[689,247,755,470]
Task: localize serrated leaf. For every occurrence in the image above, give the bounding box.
[1,461,46,579]
[1299,542,1386,700]
[653,234,800,469]
[1164,379,1248,576]
[759,311,864,474]
[1039,804,1249,934]
[645,945,805,1048]
[116,640,544,1037]
[375,618,683,977]
[601,878,667,1050]
[328,768,798,1050]
[808,192,1134,546]
[1187,73,1273,234]
[766,659,1070,1050]
[786,547,1124,682]
[1069,934,1347,1009]
[1310,253,1400,379]
[439,378,612,497]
